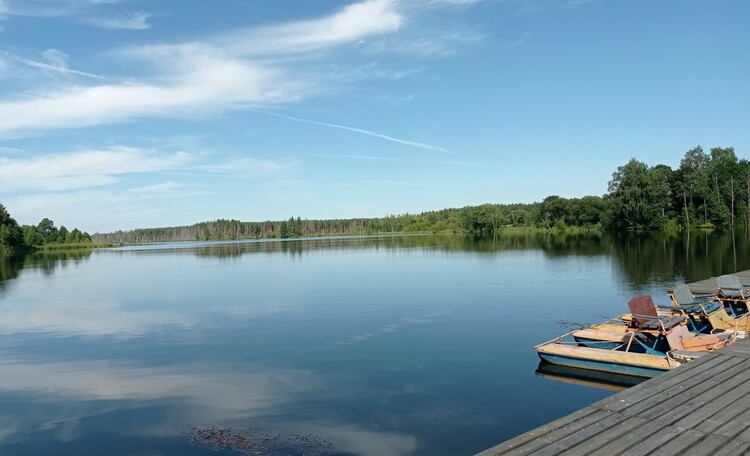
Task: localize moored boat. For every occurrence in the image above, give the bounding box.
[535,295,737,378]
[589,284,746,336]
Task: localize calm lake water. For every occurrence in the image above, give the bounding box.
[1,232,749,455]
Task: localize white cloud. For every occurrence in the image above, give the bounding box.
[215,0,403,56]
[0,145,296,231]
[0,0,411,136]
[363,29,485,57]
[6,191,136,231]
[0,51,293,135]
[192,157,295,174]
[0,145,293,192]
[0,0,149,30]
[564,0,593,9]
[127,181,185,195]
[81,10,152,29]
[416,0,486,6]
[0,147,193,192]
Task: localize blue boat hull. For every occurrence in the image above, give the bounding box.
[536,352,669,378]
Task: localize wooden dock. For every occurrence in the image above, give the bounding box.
[477,271,750,456]
[679,269,750,294]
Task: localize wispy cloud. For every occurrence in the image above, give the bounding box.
[80,10,152,30]
[362,180,425,187]
[268,112,452,153]
[127,180,190,195]
[0,52,290,135]
[192,157,295,174]
[0,147,193,192]
[0,0,492,138]
[363,30,485,57]
[499,32,531,50]
[0,142,298,230]
[214,0,403,57]
[317,153,481,166]
[0,146,296,193]
[0,0,152,30]
[564,0,593,9]
[0,0,409,136]
[422,0,486,6]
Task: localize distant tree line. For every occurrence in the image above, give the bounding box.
[91,145,746,244]
[4,144,746,251]
[91,199,606,244]
[0,203,92,255]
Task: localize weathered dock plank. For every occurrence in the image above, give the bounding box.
[681,435,737,456]
[621,427,705,456]
[477,271,750,456]
[556,416,648,455]
[712,440,750,456]
[593,354,741,414]
[473,408,608,456]
[478,349,750,455]
[668,269,750,294]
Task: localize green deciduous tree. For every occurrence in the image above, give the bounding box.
[606,158,661,230]
[37,218,59,243]
[0,204,28,254]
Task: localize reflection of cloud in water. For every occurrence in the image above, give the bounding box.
[0,357,421,456]
[0,358,320,447]
[291,422,418,456]
[0,299,289,339]
[0,416,21,443]
[42,415,82,442]
[0,301,193,338]
[328,310,450,348]
[0,359,317,416]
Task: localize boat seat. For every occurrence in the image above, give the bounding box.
[672,284,716,307]
[680,301,722,314]
[717,275,750,300]
[628,294,686,331]
[636,315,685,331]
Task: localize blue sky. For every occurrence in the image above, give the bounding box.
[0,0,748,232]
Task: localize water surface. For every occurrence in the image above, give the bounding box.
[1,232,748,455]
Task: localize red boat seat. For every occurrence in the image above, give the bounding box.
[628,295,685,331]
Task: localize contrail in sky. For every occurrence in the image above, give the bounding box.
[1,51,107,80]
[21,59,107,80]
[259,111,452,153]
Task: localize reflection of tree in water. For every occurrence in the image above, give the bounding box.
[25,249,94,276]
[609,231,750,290]
[0,255,24,297]
[57,233,750,293]
[0,250,94,297]
[178,233,610,259]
